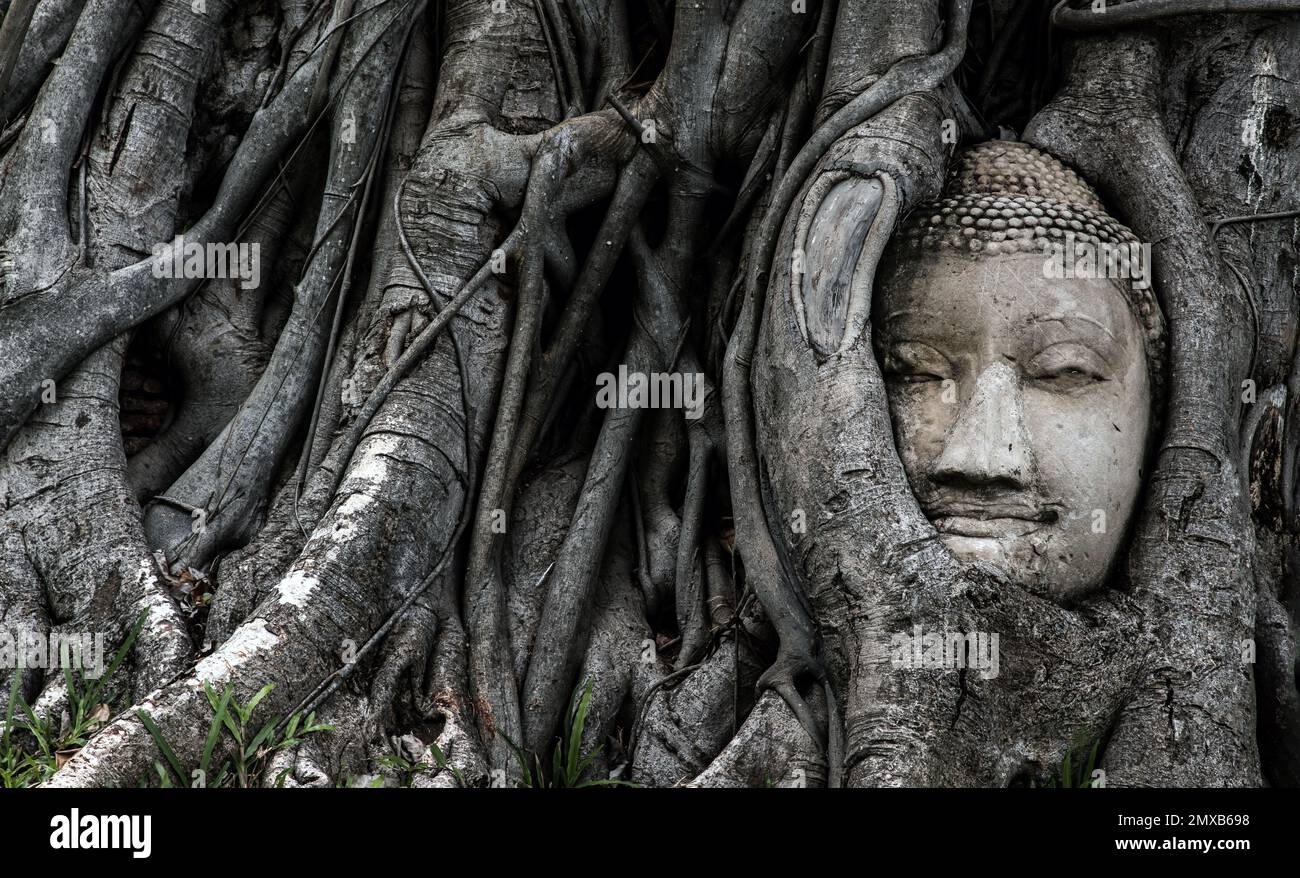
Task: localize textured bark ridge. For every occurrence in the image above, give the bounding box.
[1,0,1299,788]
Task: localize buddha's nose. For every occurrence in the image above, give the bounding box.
[930,362,1036,489]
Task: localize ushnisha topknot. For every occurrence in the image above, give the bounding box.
[887,140,1166,395]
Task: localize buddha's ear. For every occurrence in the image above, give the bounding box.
[792,170,899,358]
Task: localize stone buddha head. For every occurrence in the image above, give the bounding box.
[873,141,1165,603]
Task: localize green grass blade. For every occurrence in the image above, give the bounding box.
[566,678,594,783]
[245,683,275,717]
[17,696,50,755]
[217,696,241,740]
[3,671,20,752]
[426,742,466,786]
[137,710,187,786]
[573,742,605,781]
[299,712,333,734]
[244,717,279,761]
[85,612,146,708]
[62,665,80,720]
[497,731,532,788]
[201,684,234,776]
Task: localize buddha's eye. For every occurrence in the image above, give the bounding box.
[882,341,952,386]
[1024,343,1111,391]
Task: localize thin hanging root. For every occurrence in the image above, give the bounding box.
[628,468,658,611]
[665,335,725,667]
[1210,208,1300,239]
[460,135,602,775]
[261,0,331,108]
[308,0,359,114]
[454,149,658,773]
[501,150,659,495]
[533,0,583,116]
[704,537,735,629]
[466,246,549,545]
[712,107,783,250]
[1051,0,1300,31]
[462,239,546,774]
[282,515,464,729]
[721,0,973,750]
[673,432,711,670]
[824,680,843,787]
[628,662,702,762]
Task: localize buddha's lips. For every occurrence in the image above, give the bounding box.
[922,498,1057,538]
[933,515,1044,538]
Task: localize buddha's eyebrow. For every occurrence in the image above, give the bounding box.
[1027,312,1119,344]
[880,309,931,325]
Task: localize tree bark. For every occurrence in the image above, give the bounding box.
[1,0,1297,789]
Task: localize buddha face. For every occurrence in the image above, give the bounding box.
[873,252,1151,603]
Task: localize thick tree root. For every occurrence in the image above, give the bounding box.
[689,691,826,788]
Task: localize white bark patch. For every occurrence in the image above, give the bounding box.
[275,570,317,609]
[325,491,374,544]
[342,433,405,489]
[273,483,378,612]
[194,618,279,684]
[1245,45,1278,211]
[135,558,176,619]
[136,556,156,587]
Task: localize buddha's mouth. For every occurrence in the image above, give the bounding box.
[933,515,1044,538]
[922,497,1058,539]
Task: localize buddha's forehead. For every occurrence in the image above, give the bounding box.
[876,252,1137,343]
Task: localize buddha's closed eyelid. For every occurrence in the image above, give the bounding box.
[1022,313,1128,364]
[1023,341,1114,387]
[882,340,954,381]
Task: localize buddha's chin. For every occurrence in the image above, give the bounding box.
[936,531,1048,591]
[936,530,1101,604]
[939,533,1021,569]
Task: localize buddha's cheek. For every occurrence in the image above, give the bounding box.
[884,386,953,484]
[1024,386,1148,601]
